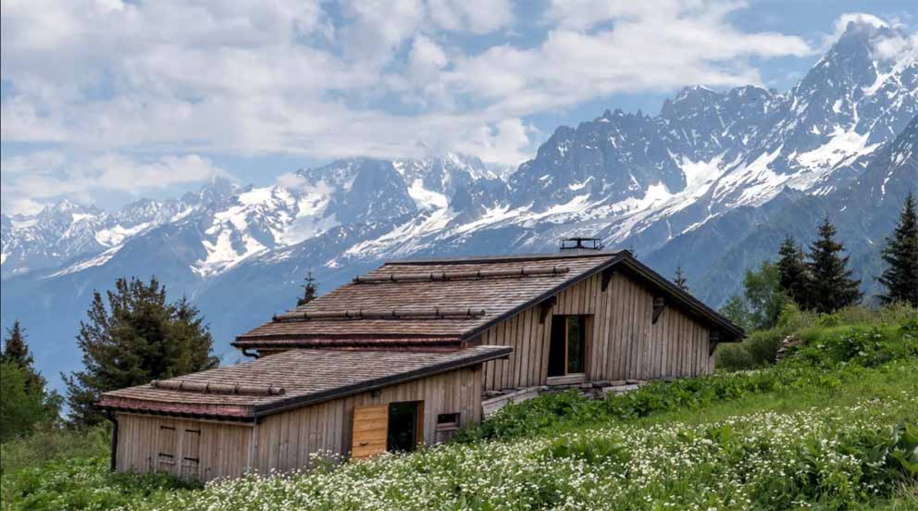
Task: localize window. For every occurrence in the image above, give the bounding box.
[436,413,460,429]
[435,412,460,443]
[548,315,588,377]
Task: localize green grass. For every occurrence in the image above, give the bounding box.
[2,307,917,510]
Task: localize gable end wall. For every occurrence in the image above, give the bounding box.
[481,271,712,390]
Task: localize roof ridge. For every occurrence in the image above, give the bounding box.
[387,250,622,266]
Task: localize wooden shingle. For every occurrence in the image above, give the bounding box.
[97,346,511,420]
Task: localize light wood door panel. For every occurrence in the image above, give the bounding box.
[351,404,388,459]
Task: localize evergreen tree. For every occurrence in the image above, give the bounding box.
[64,277,219,426]
[297,271,319,307]
[806,218,862,313]
[1,321,45,391]
[0,362,51,442]
[777,236,810,308]
[674,266,689,292]
[878,192,918,306]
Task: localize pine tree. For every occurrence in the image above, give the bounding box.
[806,218,862,313]
[63,277,219,426]
[1,321,45,391]
[878,192,918,306]
[777,236,810,308]
[297,271,319,307]
[0,362,51,442]
[674,266,689,292]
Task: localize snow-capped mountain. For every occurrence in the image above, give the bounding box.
[2,18,916,390]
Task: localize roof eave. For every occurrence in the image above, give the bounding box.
[251,346,512,418]
[96,347,512,421]
[615,256,745,340]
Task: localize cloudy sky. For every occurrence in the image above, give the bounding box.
[1,0,914,214]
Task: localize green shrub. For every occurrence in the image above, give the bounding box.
[543,436,628,465]
[717,305,918,373]
[0,425,110,474]
[792,323,918,369]
[715,343,755,371]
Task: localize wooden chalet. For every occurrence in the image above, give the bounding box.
[98,249,742,481]
[235,250,743,389]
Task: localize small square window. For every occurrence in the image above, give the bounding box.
[436,412,460,429]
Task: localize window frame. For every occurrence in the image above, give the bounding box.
[548,314,589,378]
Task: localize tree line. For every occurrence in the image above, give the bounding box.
[714,192,917,331]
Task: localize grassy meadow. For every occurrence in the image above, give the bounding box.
[2,306,916,510]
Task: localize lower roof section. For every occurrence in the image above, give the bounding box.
[97,346,511,420]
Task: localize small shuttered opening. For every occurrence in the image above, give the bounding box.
[435,412,460,444]
[181,428,201,478]
[157,425,177,471]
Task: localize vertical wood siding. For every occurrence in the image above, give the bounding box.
[481,271,713,390]
[251,366,482,474]
[115,367,482,482]
[115,414,252,481]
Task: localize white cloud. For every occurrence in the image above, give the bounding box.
[833,12,890,33]
[1,0,822,209]
[340,0,426,66]
[0,150,67,174]
[427,0,514,34]
[819,12,917,62]
[0,151,228,214]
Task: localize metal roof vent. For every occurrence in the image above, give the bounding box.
[559,237,604,252]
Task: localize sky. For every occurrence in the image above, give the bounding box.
[1,0,915,215]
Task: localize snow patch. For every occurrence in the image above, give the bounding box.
[567,177,594,191]
[792,126,881,189]
[408,179,449,211]
[46,245,123,278]
[194,231,267,277]
[71,213,95,223]
[95,222,154,247]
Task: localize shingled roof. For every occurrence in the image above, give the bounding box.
[97,346,511,421]
[233,251,743,351]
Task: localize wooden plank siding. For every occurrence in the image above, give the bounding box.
[115,414,252,482]
[481,270,713,390]
[115,367,482,481]
[251,366,481,474]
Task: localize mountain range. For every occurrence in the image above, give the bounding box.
[2,19,916,390]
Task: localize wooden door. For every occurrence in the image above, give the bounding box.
[351,404,388,459]
[157,424,177,472]
[180,428,201,478]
